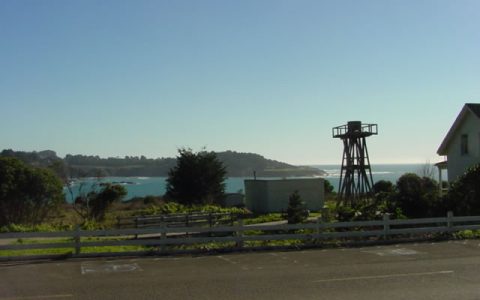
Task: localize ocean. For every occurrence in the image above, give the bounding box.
[314,163,438,191]
[64,163,436,202]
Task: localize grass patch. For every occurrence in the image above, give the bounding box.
[0,236,152,257]
[453,229,480,239]
[243,213,283,225]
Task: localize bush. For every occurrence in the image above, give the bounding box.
[446,164,480,216]
[140,202,250,216]
[394,173,440,218]
[287,191,308,224]
[0,157,64,226]
[324,180,335,195]
[336,205,356,222]
[0,223,64,233]
[373,180,394,194]
[74,183,127,222]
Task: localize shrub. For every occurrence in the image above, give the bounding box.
[394,173,440,218]
[0,157,64,226]
[287,191,308,224]
[373,180,394,194]
[74,183,127,222]
[446,164,480,216]
[324,180,335,195]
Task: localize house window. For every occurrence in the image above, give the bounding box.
[461,134,469,155]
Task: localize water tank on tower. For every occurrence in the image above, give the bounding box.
[332,121,378,206]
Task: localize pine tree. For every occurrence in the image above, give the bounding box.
[166,148,227,205]
[287,190,307,224]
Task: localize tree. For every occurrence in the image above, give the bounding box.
[446,164,480,216]
[324,180,334,195]
[0,157,64,226]
[166,148,227,205]
[394,173,439,218]
[373,180,394,194]
[73,182,127,222]
[287,190,308,224]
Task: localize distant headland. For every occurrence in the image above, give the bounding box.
[0,149,325,178]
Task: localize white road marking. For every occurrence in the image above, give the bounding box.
[0,294,73,299]
[217,255,237,264]
[362,248,420,256]
[312,270,454,283]
[153,257,181,261]
[81,262,141,274]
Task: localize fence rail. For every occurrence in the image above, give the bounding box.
[116,212,246,229]
[1,211,479,260]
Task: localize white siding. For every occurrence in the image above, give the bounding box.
[446,111,480,181]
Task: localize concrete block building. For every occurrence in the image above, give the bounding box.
[244,178,324,214]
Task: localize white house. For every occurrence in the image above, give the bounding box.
[436,103,480,185]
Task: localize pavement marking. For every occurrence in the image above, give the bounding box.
[81,262,141,274]
[0,294,73,300]
[312,270,454,283]
[217,256,237,264]
[153,257,181,261]
[362,248,421,256]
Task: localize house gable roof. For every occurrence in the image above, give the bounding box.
[437,103,480,155]
[466,103,480,118]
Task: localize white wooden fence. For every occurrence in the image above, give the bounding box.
[1,211,480,260]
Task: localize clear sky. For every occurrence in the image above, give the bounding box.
[1,0,479,165]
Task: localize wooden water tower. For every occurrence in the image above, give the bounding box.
[332,121,378,206]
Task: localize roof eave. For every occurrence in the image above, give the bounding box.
[437,105,470,156]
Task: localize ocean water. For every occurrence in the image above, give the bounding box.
[65,176,248,202]
[313,163,439,192]
[64,163,437,202]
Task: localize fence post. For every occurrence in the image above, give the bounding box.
[321,206,329,223]
[447,211,454,231]
[236,219,244,249]
[160,221,167,254]
[134,217,139,239]
[383,214,390,240]
[316,216,322,243]
[74,225,81,256]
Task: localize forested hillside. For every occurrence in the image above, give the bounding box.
[0,149,324,178]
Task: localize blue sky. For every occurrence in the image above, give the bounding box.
[1,0,479,164]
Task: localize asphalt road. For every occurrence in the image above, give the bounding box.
[1,240,480,299]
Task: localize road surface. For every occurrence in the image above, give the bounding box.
[1,240,480,299]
